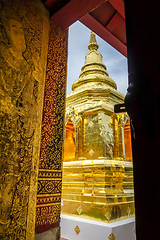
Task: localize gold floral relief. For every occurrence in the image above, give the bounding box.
[0,0,49,239]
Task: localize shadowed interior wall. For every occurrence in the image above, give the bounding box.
[125,0,160,239]
[36,21,68,235]
[0,0,50,239]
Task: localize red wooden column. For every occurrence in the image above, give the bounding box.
[124,0,160,239]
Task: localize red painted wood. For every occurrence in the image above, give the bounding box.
[43,0,126,56]
[108,0,125,18]
[60,238,69,240]
[44,0,57,9]
[80,13,127,57]
[90,1,116,27]
[106,12,126,44]
[49,0,107,29]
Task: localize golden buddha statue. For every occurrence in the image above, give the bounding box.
[62,31,134,223]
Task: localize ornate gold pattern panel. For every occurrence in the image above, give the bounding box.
[36,21,68,233]
[110,113,124,160]
[0,0,50,239]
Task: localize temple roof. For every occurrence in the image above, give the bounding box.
[43,0,127,57]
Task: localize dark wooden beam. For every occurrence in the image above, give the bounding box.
[44,0,71,17]
[108,0,125,18]
[106,12,126,45]
[124,0,160,239]
[80,13,127,57]
[90,1,117,27]
[49,0,107,29]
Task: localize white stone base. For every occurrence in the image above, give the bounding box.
[60,214,136,240]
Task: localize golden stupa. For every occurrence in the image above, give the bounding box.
[62,31,134,223]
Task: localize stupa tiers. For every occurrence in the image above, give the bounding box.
[62,32,134,223]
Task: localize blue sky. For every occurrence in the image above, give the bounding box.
[67,21,128,95]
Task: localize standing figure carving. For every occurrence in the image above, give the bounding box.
[0,1,41,238]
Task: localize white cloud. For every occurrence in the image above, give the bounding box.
[67,21,128,95]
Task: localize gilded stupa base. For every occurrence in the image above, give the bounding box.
[62,159,134,223]
[61,201,135,223]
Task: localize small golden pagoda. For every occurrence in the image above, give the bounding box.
[62,31,134,222]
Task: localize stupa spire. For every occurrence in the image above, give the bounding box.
[72,31,117,91]
[87,31,99,51]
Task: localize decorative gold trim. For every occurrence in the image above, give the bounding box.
[74,225,81,235]
[36,203,61,207]
[26,1,50,239]
[39,169,62,172]
[108,233,116,240]
[37,193,61,197]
